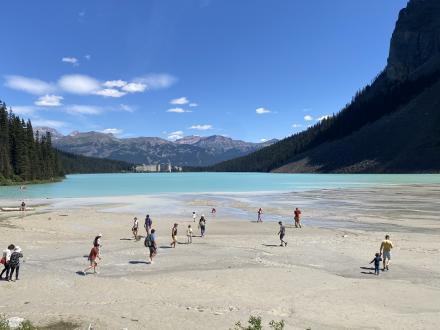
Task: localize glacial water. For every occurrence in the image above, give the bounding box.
[1,173,440,200]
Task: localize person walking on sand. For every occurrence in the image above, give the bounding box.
[83,245,101,275]
[294,207,302,228]
[144,214,152,234]
[380,235,394,271]
[192,211,197,222]
[0,244,14,280]
[278,221,287,247]
[199,215,206,237]
[132,217,139,240]
[187,225,193,244]
[145,229,157,263]
[370,253,382,276]
[257,208,263,222]
[170,223,178,248]
[211,208,216,216]
[9,246,23,282]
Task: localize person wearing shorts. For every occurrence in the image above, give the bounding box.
[144,214,152,234]
[146,229,157,263]
[83,246,101,275]
[278,221,287,247]
[294,207,302,228]
[380,235,394,271]
[170,223,178,248]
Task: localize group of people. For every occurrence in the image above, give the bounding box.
[257,207,302,228]
[1,244,23,281]
[369,235,394,275]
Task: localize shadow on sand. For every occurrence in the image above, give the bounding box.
[360,266,376,275]
[129,261,149,265]
[159,246,173,249]
[262,244,279,247]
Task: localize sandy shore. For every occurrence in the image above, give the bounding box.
[1,185,440,329]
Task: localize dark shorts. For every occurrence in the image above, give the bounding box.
[280,234,285,240]
[149,246,156,254]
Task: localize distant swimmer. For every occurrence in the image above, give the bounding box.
[144,214,152,234]
[132,217,139,240]
[278,221,287,247]
[171,223,178,248]
[199,215,206,237]
[380,235,394,271]
[187,225,193,244]
[257,208,263,222]
[192,211,197,222]
[83,245,101,275]
[370,252,382,276]
[145,229,157,264]
[294,207,302,228]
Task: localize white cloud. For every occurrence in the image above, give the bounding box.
[304,115,314,121]
[189,103,198,107]
[4,75,55,95]
[93,88,126,98]
[58,74,100,95]
[122,82,147,93]
[256,107,271,114]
[35,94,63,107]
[103,80,127,88]
[120,104,134,112]
[167,130,184,141]
[10,106,36,115]
[189,124,213,131]
[167,108,191,113]
[32,119,66,129]
[65,105,102,115]
[101,128,122,135]
[136,73,177,90]
[260,138,268,142]
[170,97,189,105]
[317,115,330,121]
[62,57,79,66]
[292,123,303,128]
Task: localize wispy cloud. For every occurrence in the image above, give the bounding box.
[84,54,91,60]
[304,115,314,121]
[35,94,63,107]
[167,108,191,113]
[65,105,102,115]
[120,104,134,113]
[167,130,184,141]
[101,128,122,135]
[10,106,36,115]
[4,75,55,95]
[32,119,66,129]
[122,82,147,93]
[189,124,213,131]
[256,107,271,114]
[136,73,177,90]
[292,123,303,128]
[260,138,268,142]
[189,103,198,107]
[93,88,126,98]
[170,97,189,105]
[58,74,100,95]
[62,57,79,66]
[103,80,127,88]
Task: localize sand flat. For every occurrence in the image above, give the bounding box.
[1,185,440,329]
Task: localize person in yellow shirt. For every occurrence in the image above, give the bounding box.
[380,235,394,271]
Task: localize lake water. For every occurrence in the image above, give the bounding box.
[1,173,440,200]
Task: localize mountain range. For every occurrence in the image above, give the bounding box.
[34,128,277,167]
[208,0,440,173]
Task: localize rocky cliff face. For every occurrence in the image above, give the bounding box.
[387,0,440,81]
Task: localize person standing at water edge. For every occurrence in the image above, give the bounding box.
[199,215,206,237]
[171,223,178,248]
[278,222,287,247]
[144,214,152,234]
[9,246,23,281]
[145,229,157,263]
[257,208,263,222]
[187,225,193,244]
[132,217,139,240]
[0,244,14,280]
[370,253,382,275]
[294,207,302,228]
[380,235,394,271]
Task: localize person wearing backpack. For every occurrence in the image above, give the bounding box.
[9,246,23,282]
[145,229,157,264]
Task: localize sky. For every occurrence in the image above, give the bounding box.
[0,0,409,143]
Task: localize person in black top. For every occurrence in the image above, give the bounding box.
[370,253,383,275]
[9,246,23,282]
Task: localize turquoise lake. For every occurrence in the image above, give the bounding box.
[1,173,440,200]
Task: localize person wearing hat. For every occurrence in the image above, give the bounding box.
[9,246,23,281]
[170,223,178,248]
[132,217,139,240]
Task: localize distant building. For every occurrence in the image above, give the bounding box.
[134,163,181,173]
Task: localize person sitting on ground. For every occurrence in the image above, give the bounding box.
[145,229,157,263]
[278,221,287,247]
[0,244,15,280]
[199,215,206,237]
[187,225,193,244]
[170,223,178,248]
[380,235,394,271]
[144,214,152,234]
[9,246,23,282]
[132,217,139,240]
[83,245,101,275]
[294,207,302,228]
[370,252,382,276]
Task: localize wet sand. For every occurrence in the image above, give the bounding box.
[0,184,439,329]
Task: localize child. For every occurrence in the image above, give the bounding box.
[187,225,193,244]
[370,253,382,275]
[83,245,101,275]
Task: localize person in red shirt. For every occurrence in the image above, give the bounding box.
[83,246,101,275]
[294,207,302,228]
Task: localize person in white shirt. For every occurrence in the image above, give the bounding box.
[1,244,15,280]
[187,225,193,244]
[132,217,139,240]
[192,211,196,222]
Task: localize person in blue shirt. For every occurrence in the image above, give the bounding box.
[144,214,152,234]
[370,253,382,275]
[145,229,157,264]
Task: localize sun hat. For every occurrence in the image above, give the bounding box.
[14,246,22,252]
[97,233,102,237]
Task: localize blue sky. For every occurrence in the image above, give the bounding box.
[0,0,408,142]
